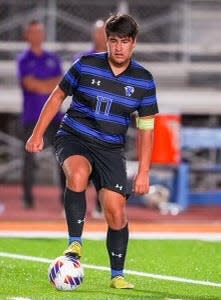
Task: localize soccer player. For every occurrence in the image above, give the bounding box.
[25,14,159,288]
[17,19,65,208]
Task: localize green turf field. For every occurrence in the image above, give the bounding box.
[0,237,221,299]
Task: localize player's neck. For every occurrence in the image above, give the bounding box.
[108,58,130,76]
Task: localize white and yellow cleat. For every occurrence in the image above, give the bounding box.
[64,241,82,259]
[110,276,134,289]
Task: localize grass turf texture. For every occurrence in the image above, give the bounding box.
[0,238,221,299]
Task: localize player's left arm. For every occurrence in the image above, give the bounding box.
[133,115,155,195]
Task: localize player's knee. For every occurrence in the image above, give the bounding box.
[66,171,88,192]
[106,211,127,230]
[109,220,128,230]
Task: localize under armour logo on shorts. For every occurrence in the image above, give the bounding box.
[115,184,123,191]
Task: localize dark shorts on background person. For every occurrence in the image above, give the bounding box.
[54,133,127,196]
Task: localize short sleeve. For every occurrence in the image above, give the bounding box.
[16,54,30,81]
[137,76,159,117]
[59,59,81,96]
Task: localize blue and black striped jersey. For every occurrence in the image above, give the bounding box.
[58,52,158,147]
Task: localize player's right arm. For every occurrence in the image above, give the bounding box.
[25,58,81,153]
[25,85,66,153]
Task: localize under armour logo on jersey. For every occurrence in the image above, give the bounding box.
[124,85,134,97]
[111,252,123,258]
[115,184,123,191]
[91,79,101,86]
[77,218,85,224]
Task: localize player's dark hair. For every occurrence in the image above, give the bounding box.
[105,14,139,40]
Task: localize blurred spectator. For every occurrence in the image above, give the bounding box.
[74,19,107,219]
[16,19,65,209]
[74,19,106,60]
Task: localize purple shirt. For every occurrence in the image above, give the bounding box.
[17,49,63,124]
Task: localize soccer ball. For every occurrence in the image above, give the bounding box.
[48,255,84,291]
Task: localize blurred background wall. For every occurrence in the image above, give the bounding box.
[0,0,221,207]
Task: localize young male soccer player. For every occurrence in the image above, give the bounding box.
[25,14,159,288]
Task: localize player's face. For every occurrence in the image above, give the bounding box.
[106,35,136,66]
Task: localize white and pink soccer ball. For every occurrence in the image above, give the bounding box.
[48,255,84,291]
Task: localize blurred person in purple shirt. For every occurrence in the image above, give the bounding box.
[17,19,65,208]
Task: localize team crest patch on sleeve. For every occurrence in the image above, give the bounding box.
[124,86,135,97]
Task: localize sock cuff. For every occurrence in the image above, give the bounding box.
[111,269,124,278]
[65,187,86,195]
[69,236,82,245]
[108,223,128,233]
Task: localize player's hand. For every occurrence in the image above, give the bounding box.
[133,171,150,195]
[25,135,44,153]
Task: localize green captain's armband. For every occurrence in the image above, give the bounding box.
[136,117,155,130]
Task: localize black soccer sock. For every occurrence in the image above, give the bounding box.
[64,188,86,239]
[106,224,129,277]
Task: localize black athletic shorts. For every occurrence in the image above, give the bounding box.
[54,133,127,196]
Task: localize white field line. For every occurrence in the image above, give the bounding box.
[1,231,221,241]
[8,298,32,300]
[0,252,221,289]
